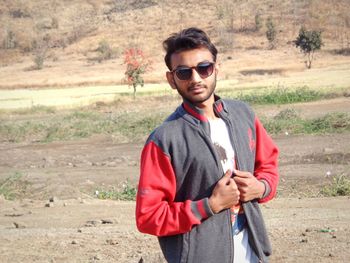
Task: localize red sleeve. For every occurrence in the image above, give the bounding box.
[136,141,214,237]
[254,117,279,203]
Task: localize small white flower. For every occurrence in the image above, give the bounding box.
[95,190,99,196]
[326,171,331,177]
[285,131,289,136]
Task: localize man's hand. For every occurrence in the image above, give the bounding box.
[209,170,240,214]
[233,169,265,202]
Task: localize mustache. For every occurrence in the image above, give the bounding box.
[188,84,207,90]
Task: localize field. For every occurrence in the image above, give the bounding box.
[1,0,350,262]
[1,92,350,262]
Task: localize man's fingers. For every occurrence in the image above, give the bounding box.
[233,169,252,178]
[233,176,245,185]
[233,177,248,187]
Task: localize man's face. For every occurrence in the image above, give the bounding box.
[166,47,218,107]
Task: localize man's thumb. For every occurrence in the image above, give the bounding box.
[224,169,232,177]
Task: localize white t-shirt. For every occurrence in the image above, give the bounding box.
[208,118,235,173]
[209,118,259,263]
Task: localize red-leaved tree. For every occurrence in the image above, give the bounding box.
[124,48,151,98]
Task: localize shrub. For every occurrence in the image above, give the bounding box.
[265,16,276,49]
[96,180,137,201]
[0,171,28,200]
[33,53,45,70]
[2,29,17,49]
[254,12,263,32]
[95,40,117,62]
[32,39,48,70]
[320,174,350,197]
[124,48,151,98]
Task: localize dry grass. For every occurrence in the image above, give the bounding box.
[0,0,349,93]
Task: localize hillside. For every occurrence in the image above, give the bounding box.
[0,0,349,89]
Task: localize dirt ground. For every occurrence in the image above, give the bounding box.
[0,125,350,262]
[0,95,350,263]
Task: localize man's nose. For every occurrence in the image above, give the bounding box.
[190,68,202,82]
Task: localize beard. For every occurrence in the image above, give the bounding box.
[174,74,217,105]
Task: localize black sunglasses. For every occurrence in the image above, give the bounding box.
[172,62,215,81]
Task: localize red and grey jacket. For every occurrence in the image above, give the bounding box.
[136,97,279,263]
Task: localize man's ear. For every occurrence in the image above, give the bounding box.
[166,71,177,90]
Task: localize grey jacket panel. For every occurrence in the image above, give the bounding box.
[149,98,271,263]
[159,211,233,263]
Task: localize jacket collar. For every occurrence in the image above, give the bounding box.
[182,94,226,123]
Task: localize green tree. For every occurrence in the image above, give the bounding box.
[294,27,323,69]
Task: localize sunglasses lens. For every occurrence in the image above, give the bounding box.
[197,63,214,78]
[174,62,214,80]
[176,68,192,80]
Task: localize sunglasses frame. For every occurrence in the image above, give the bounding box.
[171,61,215,81]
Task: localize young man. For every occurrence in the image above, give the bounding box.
[136,27,279,263]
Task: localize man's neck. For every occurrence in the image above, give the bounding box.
[194,96,218,120]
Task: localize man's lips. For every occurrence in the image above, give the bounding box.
[189,85,205,93]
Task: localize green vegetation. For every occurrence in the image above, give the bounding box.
[262,110,350,135]
[254,12,263,32]
[32,37,49,70]
[0,121,46,142]
[220,86,349,105]
[266,16,277,49]
[2,28,17,49]
[1,86,349,143]
[95,40,118,62]
[0,171,27,200]
[294,26,323,69]
[320,173,350,197]
[1,107,349,142]
[226,86,327,105]
[0,109,168,143]
[0,105,56,115]
[95,181,136,201]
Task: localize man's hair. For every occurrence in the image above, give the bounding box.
[163,27,218,70]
